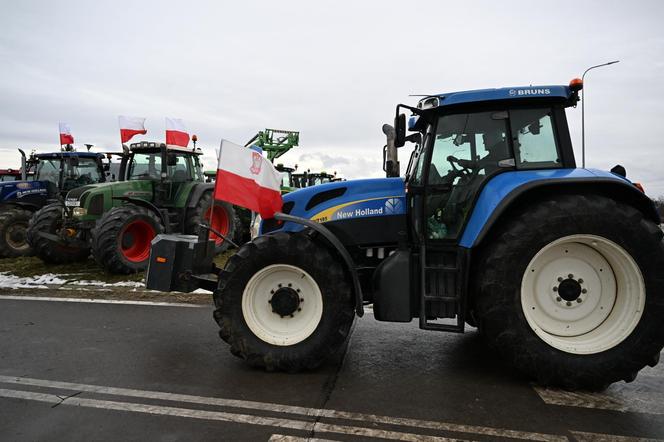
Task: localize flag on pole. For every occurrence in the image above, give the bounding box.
[118,116,147,143]
[59,123,74,145]
[214,139,283,219]
[165,117,190,147]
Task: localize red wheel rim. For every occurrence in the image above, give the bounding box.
[120,220,156,262]
[204,205,230,246]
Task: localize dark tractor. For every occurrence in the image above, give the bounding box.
[0,150,108,258]
[28,142,239,274]
[146,80,664,390]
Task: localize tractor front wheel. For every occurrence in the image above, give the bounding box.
[0,207,34,258]
[214,231,355,371]
[27,203,90,264]
[91,204,164,274]
[474,194,664,390]
[186,191,240,253]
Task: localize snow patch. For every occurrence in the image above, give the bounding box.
[0,272,144,290]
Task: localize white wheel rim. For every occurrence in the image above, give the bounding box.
[521,234,645,354]
[242,264,323,346]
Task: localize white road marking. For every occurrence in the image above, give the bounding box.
[0,388,467,442]
[0,375,565,442]
[534,384,664,416]
[570,431,664,442]
[0,295,208,308]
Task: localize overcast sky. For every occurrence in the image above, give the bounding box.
[1,0,663,196]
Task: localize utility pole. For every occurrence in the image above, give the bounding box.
[581,60,619,168]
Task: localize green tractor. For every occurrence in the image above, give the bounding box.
[27,142,239,274]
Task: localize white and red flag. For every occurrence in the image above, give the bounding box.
[59,122,74,145]
[214,139,283,219]
[165,117,190,147]
[118,116,147,143]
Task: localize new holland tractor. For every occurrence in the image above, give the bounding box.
[145,79,664,390]
[28,142,239,274]
[0,149,109,258]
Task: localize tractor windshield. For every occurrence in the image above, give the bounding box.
[61,157,103,192]
[34,159,60,183]
[128,152,162,180]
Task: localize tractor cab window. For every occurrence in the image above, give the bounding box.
[128,152,162,180]
[425,111,511,240]
[34,159,60,183]
[510,108,561,169]
[191,156,204,182]
[166,154,192,182]
[61,157,103,192]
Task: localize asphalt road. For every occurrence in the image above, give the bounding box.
[1,295,663,442]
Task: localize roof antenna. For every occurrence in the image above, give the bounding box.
[581,60,619,168]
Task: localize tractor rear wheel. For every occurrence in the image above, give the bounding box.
[474,194,664,390]
[0,207,33,258]
[185,191,240,253]
[27,203,90,264]
[214,231,355,371]
[91,204,164,274]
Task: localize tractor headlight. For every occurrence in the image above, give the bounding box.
[250,214,262,240]
[72,207,87,217]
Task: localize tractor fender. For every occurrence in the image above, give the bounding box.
[111,196,171,233]
[462,170,660,249]
[185,183,215,208]
[274,212,364,317]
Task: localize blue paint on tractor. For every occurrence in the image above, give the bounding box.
[263,177,406,234]
[458,168,631,248]
[433,85,572,107]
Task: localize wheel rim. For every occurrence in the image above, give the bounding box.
[242,264,323,346]
[120,220,156,263]
[205,205,230,246]
[5,223,29,251]
[521,234,645,354]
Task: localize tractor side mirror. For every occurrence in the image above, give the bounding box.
[394,113,407,148]
[528,122,542,135]
[70,157,79,167]
[167,154,178,167]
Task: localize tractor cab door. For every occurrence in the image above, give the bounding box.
[414,110,512,331]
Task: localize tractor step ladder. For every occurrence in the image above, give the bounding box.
[419,244,468,333]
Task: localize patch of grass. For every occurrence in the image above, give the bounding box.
[0,247,236,283]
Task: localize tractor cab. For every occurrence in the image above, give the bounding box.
[32,151,107,194]
[120,142,205,203]
[274,163,296,193]
[383,83,582,330]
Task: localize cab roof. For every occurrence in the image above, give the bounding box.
[35,152,103,159]
[417,85,577,110]
[129,141,203,154]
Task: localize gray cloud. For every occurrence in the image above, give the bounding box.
[1,0,663,196]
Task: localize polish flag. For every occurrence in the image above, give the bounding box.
[165,117,190,147]
[118,116,147,143]
[59,123,74,145]
[214,139,283,219]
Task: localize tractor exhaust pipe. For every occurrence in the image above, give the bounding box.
[382,124,399,178]
[18,149,27,181]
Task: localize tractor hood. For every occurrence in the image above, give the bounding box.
[262,177,407,239]
[65,181,154,220]
[0,180,50,203]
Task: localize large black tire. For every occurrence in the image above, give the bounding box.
[214,231,355,371]
[0,207,34,258]
[27,203,90,264]
[473,194,664,390]
[185,191,240,253]
[91,204,164,274]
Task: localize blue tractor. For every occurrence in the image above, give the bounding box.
[146,79,664,390]
[0,150,110,258]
